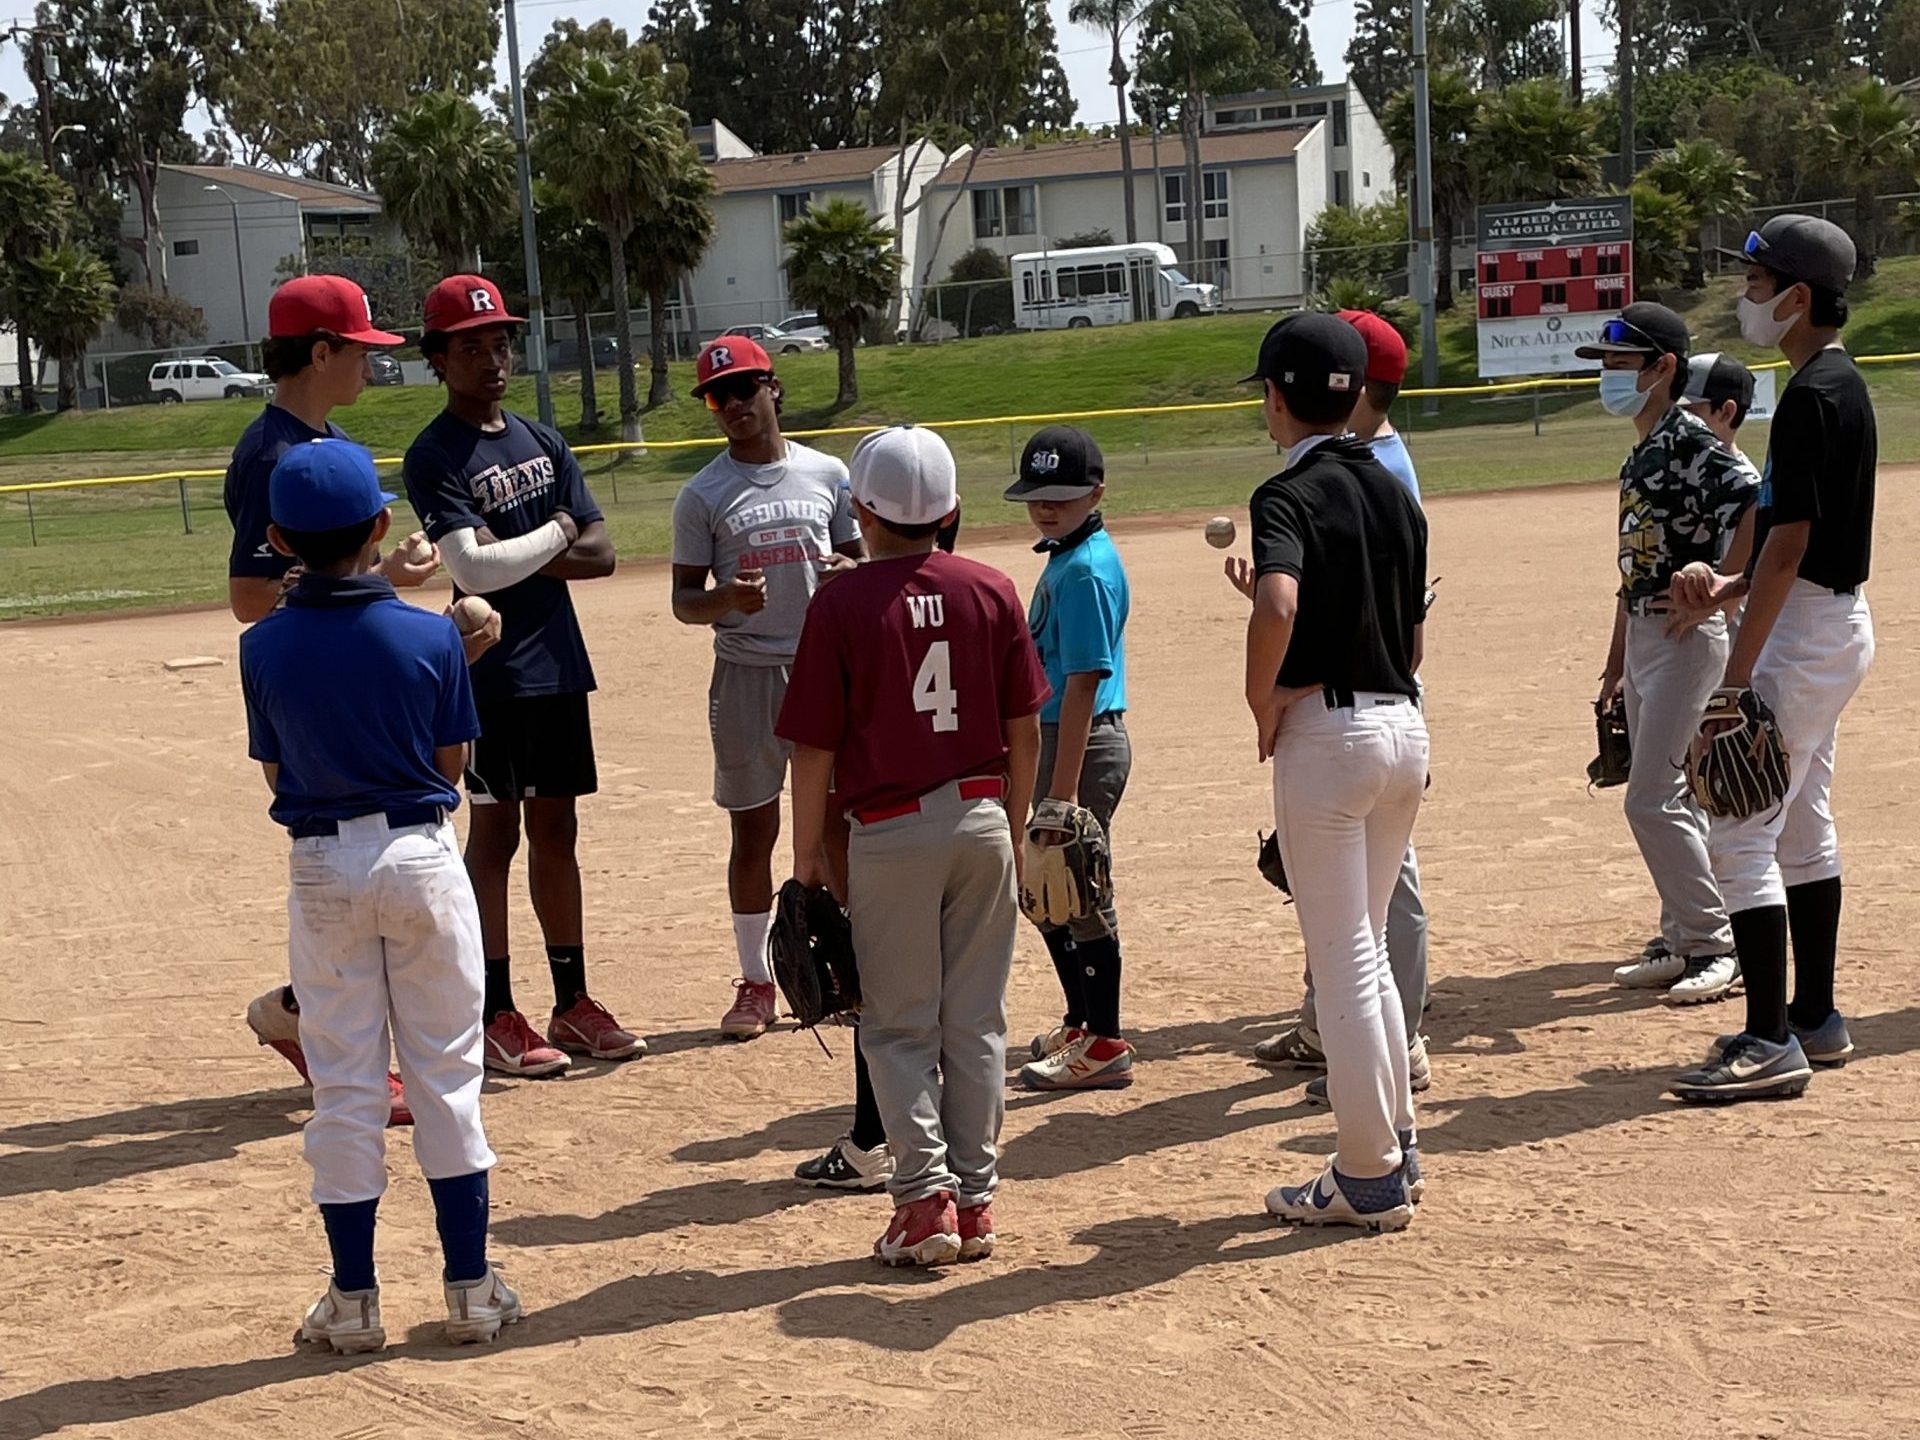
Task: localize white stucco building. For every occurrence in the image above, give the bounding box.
[1204,80,1396,214]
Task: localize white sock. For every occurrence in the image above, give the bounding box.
[733,911,775,984]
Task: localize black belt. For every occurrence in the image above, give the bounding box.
[288,804,446,839]
[1830,584,1857,596]
[1322,687,1413,710]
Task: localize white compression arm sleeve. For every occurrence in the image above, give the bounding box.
[439,521,570,594]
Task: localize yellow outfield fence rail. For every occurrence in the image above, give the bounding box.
[4,353,1919,502]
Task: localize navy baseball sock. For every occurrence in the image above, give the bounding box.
[1076,934,1124,1039]
[483,958,515,1022]
[1732,905,1790,1044]
[1786,877,1843,1030]
[849,1024,885,1152]
[1042,929,1085,1028]
[547,945,586,1009]
[319,1197,379,1292]
[427,1171,490,1285]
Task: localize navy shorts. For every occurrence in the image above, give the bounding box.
[467,692,598,804]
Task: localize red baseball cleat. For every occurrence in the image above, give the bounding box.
[246,986,310,1082]
[721,980,779,1040]
[548,995,648,1060]
[386,1072,413,1127]
[483,1010,572,1077]
[875,1192,962,1267]
[958,1202,996,1261]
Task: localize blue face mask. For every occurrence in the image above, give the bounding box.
[1599,367,1651,418]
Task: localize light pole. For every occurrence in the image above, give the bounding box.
[205,184,255,373]
[1411,0,1439,410]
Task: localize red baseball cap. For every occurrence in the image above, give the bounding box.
[268,275,405,345]
[1336,309,1409,385]
[423,274,526,335]
[692,336,774,397]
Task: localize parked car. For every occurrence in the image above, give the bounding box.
[367,351,403,387]
[547,334,624,369]
[720,323,829,355]
[148,356,271,403]
[772,313,832,344]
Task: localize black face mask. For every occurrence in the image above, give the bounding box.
[1032,509,1106,554]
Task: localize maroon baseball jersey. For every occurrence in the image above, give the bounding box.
[776,551,1050,816]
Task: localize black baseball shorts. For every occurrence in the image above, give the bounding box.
[467,691,598,804]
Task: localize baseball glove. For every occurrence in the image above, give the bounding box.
[1019,799,1113,930]
[1687,686,1790,819]
[1257,829,1292,900]
[1588,695,1631,790]
[768,878,861,1034]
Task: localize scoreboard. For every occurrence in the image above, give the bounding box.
[1473,197,1635,377]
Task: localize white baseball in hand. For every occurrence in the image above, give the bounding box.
[450,595,495,635]
[399,532,436,566]
[1205,515,1236,549]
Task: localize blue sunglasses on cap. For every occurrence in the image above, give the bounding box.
[1598,317,1657,348]
[1742,230,1769,258]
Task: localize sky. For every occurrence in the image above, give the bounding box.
[0,0,1623,138]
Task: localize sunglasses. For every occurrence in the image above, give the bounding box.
[1599,317,1658,349]
[703,373,770,411]
[1742,230,1770,259]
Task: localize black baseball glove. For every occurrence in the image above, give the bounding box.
[1687,686,1790,819]
[1257,830,1292,901]
[768,878,861,1036]
[1588,694,1631,790]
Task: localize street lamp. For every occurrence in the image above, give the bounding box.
[49,122,86,147]
[204,184,255,373]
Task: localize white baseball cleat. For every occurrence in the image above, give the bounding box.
[1666,952,1741,1005]
[444,1265,523,1344]
[299,1281,385,1354]
[1265,1163,1413,1232]
[1613,939,1685,989]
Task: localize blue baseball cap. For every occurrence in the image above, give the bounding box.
[269,438,395,532]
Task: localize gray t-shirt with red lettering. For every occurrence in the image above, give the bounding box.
[671,441,857,665]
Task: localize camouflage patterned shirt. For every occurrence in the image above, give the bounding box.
[1617,406,1759,600]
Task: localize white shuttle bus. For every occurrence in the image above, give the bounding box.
[1011,243,1221,330]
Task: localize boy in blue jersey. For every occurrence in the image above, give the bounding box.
[1005,426,1136,1091]
[241,438,518,1353]
[402,275,633,1080]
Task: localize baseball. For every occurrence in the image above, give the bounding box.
[1205,515,1236,549]
[399,532,435,566]
[450,595,494,635]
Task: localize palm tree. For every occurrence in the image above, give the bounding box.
[1638,139,1754,289]
[1470,78,1604,203]
[534,55,687,443]
[1808,79,1917,277]
[369,92,517,273]
[1628,183,1695,299]
[1069,0,1150,243]
[16,244,117,411]
[782,200,902,408]
[1384,68,1479,310]
[1143,0,1258,278]
[537,185,607,430]
[0,153,75,413]
[628,143,716,410]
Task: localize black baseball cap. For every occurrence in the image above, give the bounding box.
[1242,311,1367,399]
[1682,351,1756,411]
[1005,425,1105,502]
[1718,214,1856,295]
[1574,301,1690,360]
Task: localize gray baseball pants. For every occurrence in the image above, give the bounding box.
[1035,713,1131,940]
[847,780,1017,1208]
[1624,609,1734,957]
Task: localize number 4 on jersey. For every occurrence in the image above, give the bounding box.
[913,641,959,732]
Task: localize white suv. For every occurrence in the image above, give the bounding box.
[149,357,272,403]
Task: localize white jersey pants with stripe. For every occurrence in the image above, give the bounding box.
[287,815,495,1205]
[1710,581,1874,913]
[1273,694,1428,1179]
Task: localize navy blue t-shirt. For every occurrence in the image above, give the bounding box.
[240,574,481,830]
[225,405,346,579]
[402,410,602,703]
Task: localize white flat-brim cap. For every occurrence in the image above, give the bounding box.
[849,425,958,527]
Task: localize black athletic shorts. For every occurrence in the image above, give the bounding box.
[467,691,598,804]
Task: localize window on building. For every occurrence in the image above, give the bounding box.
[1334,171,1351,207]
[1333,100,1349,147]
[1296,101,1328,117]
[973,189,1002,237]
[1260,104,1291,120]
[1202,169,1229,219]
[1002,185,1037,235]
[1215,106,1258,126]
[173,238,200,257]
[1164,173,1185,225]
[777,191,813,226]
[1202,239,1230,295]
[1363,170,1372,188]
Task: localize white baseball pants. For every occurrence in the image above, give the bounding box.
[287,816,495,1205]
[1273,695,1428,1179]
[1710,581,1874,913]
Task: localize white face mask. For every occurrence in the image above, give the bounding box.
[1599,367,1652,418]
[1737,291,1800,349]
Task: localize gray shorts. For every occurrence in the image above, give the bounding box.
[709,658,792,811]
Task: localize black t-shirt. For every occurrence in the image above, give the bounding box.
[1755,347,1876,590]
[224,405,344,579]
[402,410,604,703]
[1250,436,1428,698]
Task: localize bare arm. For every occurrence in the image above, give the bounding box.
[540,518,616,581]
[260,761,279,794]
[1245,572,1298,761]
[230,577,282,624]
[1719,504,1758,581]
[1599,596,1627,708]
[1412,620,1425,677]
[1724,521,1810,689]
[790,743,835,885]
[433,743,468,788]
[671,561,767,625]
[1045,672,1101,803]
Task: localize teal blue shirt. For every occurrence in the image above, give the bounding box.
[1028,518,1129,724]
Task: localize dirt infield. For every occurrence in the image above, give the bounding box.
[3,472,1918,1439]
